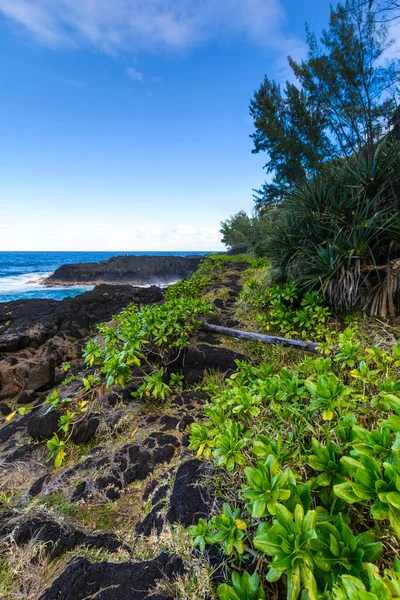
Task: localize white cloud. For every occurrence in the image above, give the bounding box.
[0,210,224,251]
[0,0,294,55]
[126,66,143,82]
[162,225,221,249]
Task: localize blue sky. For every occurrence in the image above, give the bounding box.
[0,0,331,251]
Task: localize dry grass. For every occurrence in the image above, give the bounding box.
[0,446,48,508]
[0,538,63,600]
[357,316,400,350]
[203,287,231,304]
[150,525,218,600]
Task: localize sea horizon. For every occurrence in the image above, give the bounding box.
[0,250,214,302]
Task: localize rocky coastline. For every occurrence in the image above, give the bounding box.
[0,257,249,599]
[0,284,164,401]
[41,254,204,287]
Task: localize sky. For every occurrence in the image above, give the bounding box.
[0,0,332,251]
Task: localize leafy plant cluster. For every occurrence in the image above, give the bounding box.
[82,295,212,390]
[225,138,400,320]
[83,254,260,398]
[45,366,185,467]
[43,294,211,468]
[38,278,214,469]
[240,280,332,342]
[265,136,400,318]
[188,329,400,599]
[165,253,255,302]
[134,367,185,401]
[5,366,91,468]
[44,389,89,467]
[35,256,247,469]
[220,211,272,257]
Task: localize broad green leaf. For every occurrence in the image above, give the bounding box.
[371,498,389,520]
[287,565,301,600]
[54,447,66,468]
[329,533,341,558]
[254,533,281,556]
[300,563,318,600]
[334,482,360,504]
[315,472,333,487]
[387,492,400,509]
[266,567,282,583]
[340,456,363,479]
[361,541,383,563]
[216,584,239,600]
[389,506,400,538]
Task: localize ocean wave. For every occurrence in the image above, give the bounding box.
[0,271,53,292]
[0,272,177,303]
[0,272,94,302]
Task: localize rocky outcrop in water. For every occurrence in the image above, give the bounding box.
[42,254,203,286]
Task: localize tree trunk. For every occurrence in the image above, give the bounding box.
[200,322,319,353]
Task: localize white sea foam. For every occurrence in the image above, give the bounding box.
[0,271,177,299]
[0,272,93,300]
[0,271,52,292]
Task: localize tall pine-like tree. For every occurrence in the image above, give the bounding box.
[251,0,399,208]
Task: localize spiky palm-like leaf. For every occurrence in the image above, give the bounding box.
[266,136,400,315]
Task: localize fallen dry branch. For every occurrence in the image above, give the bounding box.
[200,322,318,353]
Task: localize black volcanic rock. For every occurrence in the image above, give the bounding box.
[70,413,100,444]
[38,553,183,600]
[27,407,62,439]
[9,514,124,559]
[0,401,12,415]
[16,389,36,405]
[0,285,163,342]
[0,284,163,399]
[43,254,203,286]
[166,459,212,526]
[178,343,248,384]
[0,285,163,341]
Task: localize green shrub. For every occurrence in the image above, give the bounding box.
[187,326,400,600]
[217,572,265,600]
[82,296,213,389]
[264,137,400,317]
[242,281,332,342]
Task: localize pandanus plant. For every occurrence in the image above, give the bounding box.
[266,136,400,317]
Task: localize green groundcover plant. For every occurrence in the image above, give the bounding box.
[20,253,400,600]
[38,254,256,468]
[187,283,400,599]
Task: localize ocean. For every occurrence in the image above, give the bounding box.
[0,251,209,303]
